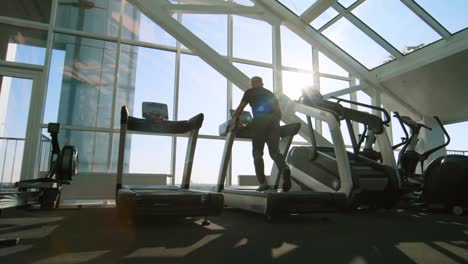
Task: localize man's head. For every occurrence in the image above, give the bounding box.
[250,76,263,89]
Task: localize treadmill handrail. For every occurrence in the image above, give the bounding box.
[332,96,391,126]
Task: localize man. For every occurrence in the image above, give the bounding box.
[232,76,292,192]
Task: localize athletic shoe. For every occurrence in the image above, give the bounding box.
[282,167,292,192]
[256,184,270,192]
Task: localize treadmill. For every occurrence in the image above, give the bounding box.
[116,103,223,221]
[286,92,403,209]
[217,111,347,219]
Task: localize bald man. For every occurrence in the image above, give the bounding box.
[233,76,292,192]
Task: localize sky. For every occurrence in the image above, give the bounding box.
[1,0,468,185]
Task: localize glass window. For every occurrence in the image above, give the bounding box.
[352,0,441,55]
[127,134,172,174]
[356,90,371,113]
[121,1,176,46]
[445,122,468,150]
[320,77,349,95]
[179,54,227,136]
[281,26,312,70]
[318,52,348,77]
[0,23,47,65]
[282,70,314,101]
[116,45,175,128]
[277,0,317,15]
[45,34,117,128]
[58,129,110,173]
[322,18,393,69]
[310,8,339,29]
[415,0,468,34]
[175,138,224,188]
[233,16,272,63]
[182,14,227,55]
[56,0,121,37]
[0,0,51,23]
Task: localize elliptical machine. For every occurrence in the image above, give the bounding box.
[394,113,468,215]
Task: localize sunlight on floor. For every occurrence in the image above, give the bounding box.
[125,234,223,258]
[271,242,298,259]
[32,250,110,264]
[396,241,468,263]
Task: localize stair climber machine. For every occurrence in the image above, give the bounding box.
[393,112,468,215]
[286,90,404,210]
[116,103,224,224]
[0,123,78,247]
[217,111,348,220]
[0,123,78,212]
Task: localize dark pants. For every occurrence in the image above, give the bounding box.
[251,114,287,185]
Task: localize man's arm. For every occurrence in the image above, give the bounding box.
[233,101,248,119]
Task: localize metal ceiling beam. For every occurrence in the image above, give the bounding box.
[167,3,264,15]
[400,0,451,39]
[254,0,421,118]
[127,0,315,141]
[299,0,337,24]
[322,84,366,99]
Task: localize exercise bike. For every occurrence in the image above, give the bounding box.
[394,113,468,215]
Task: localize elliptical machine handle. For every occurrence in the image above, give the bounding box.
[420,116,450,160]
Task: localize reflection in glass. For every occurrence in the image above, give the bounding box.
[59,129,109,172]
[322,18,393,69]
[415,0,468,34]
[116,45,175,128]
[0,23,47,65]
[233,16,272,63]
[122,1,176,46]
[56,0,121,37]
[45,34,117,128]
[179,54,226,136]
[281,26,312,70]
[182,14,227,55]
[352,0,440,55]
[0,0,51,23]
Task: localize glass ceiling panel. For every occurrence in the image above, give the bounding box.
[322,18,393,69]
[277,0,317,16]
[352,0,441,55]
[182,14,227,55]
[415,0,468,34]
[310,7,338,30]
[338,0,357,9]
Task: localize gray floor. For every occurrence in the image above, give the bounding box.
[0,206,467,264]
